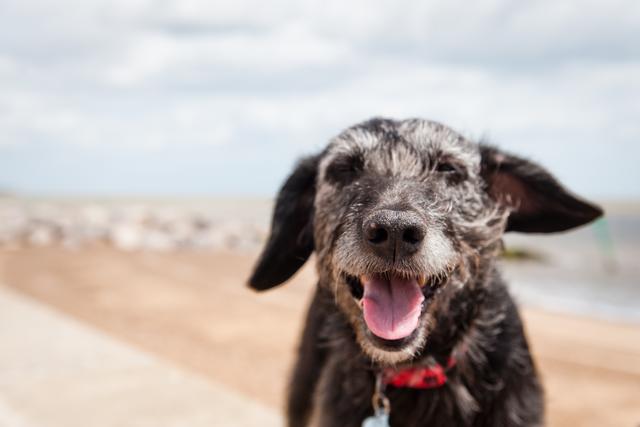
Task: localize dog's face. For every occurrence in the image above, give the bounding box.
[249,118,602,365]
[313,119,495,363]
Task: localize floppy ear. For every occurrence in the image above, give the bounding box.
[248,155,320,291]
[480,145,603,233]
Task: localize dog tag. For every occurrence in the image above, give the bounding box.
[364,371,391,427]
[362,410,390,427]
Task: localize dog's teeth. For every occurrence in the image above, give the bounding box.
[417,274,427,287]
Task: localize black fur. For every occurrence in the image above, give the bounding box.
[481,146,603,233]
[249,154,320,290]
[248,118,603,426]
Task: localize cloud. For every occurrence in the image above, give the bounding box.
[0,0,638,197]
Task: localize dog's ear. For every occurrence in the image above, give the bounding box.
[248,154,320,291]
[480,145,603,233]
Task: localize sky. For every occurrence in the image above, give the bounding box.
[0,0,639,199]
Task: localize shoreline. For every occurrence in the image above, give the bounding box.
[1,196,639,324]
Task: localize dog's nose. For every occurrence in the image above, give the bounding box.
[363,210,426,259]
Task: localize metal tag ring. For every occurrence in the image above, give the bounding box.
[372,392,390,415]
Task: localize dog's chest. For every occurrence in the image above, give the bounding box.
[314,358,474,427]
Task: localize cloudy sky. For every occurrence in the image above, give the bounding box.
[0,0,638,199]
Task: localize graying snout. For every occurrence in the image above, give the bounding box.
[363,209,426,261]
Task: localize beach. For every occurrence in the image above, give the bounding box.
[0,196,639,426]
[1,246,638,426]
[2,1,639,424]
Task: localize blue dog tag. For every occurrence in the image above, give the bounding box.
[362,409,390,427]
[364,372,391,427]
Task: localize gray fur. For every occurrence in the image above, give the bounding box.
[249,117,603,427]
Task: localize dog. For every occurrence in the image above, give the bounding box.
[248,118,602,427]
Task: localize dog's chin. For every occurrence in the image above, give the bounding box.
[343,272,444,365]
[356,316,430,365]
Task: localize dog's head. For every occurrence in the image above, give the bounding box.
[248,118,602,364]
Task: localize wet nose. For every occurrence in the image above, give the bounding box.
[363,210,426,260]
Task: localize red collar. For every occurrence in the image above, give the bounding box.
[382,357,456,389]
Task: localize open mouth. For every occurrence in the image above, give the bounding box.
[345,272,445,344]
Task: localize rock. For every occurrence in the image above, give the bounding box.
[0,200,267,252]
[110,224,144,251]
[28,226,55,246]
[143,230,175,252]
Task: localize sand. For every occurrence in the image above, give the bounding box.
[0,247,638,426]
[0,286,282,427]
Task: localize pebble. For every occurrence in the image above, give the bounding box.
[0,199,267,252]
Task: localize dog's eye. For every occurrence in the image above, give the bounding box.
[436,162,457,173]
[325,154,364,185]
[435,160,466,183]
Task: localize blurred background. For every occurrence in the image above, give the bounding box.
[0,1,638,426]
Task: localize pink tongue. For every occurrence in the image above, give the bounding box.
[362,275,425,340]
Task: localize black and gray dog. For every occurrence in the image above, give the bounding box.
[248,118,602,427]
